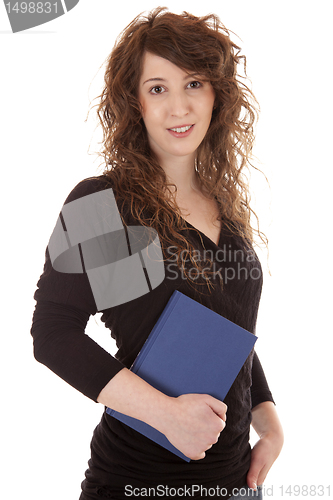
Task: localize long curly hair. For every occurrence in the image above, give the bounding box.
[97,7,266,272]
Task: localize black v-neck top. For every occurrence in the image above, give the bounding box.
[31,176,274,497]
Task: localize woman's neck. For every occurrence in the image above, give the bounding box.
[161,155,200,198]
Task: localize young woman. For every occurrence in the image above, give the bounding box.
[31,8,284,499]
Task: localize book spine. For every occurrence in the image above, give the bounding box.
[106,292,181,419]
[132,291,180,373]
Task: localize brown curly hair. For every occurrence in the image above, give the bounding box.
[97,7,266,270]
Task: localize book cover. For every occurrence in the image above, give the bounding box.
[106,290,257,461]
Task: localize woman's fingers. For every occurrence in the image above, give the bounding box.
[164,393,227,460]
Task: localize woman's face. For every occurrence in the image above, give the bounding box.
[138,52,215,167]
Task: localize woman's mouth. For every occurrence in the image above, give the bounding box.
[167,124,194,138]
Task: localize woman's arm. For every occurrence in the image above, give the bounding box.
[32,298,227,461]
[97,367,227,460]
[247,401,284,490]
[251,352,275,408]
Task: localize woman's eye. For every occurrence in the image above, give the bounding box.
[188,81,202,89]
[150,86,165,95]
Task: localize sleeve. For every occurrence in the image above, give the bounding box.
[250,351,275,409]
[30,177,125,402]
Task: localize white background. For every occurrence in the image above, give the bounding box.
[1,1,332,498]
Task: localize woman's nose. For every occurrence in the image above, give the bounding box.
[169,92,190,118]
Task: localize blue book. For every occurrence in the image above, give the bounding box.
[106,290,257,461]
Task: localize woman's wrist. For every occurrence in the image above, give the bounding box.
[259,428,284,456]
[251,401,284,448]
[97,367,174,432]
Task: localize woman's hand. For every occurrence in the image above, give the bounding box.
[247,402,284,490]
[247,431,284,490]
[161,393,227,460]
[97,368,227,461]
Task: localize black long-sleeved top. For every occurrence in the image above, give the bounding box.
[31,176,274,497]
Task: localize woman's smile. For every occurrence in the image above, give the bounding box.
[167,124,195,137]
